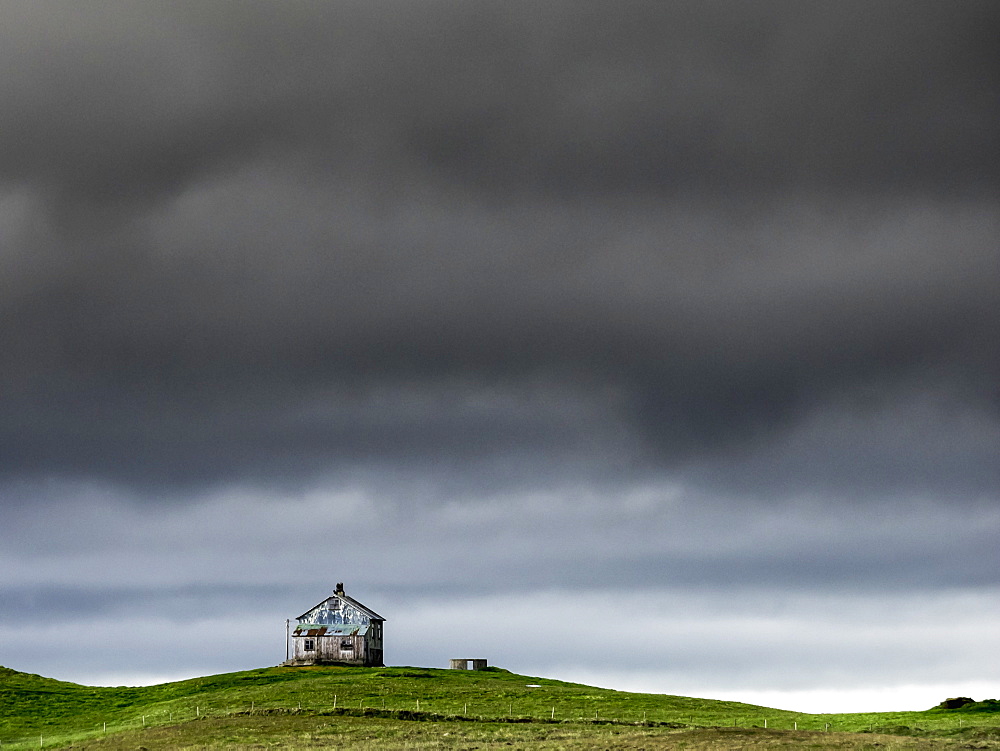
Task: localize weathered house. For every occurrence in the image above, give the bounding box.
[287,583,385,667]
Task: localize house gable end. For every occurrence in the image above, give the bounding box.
[339,594,384,622]
[297,595,373,626]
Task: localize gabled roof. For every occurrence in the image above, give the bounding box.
[340,593,385,621]
[296,589,385,622]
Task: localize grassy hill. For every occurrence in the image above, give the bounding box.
[2,664,999,749]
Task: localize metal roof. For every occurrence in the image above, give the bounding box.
[293,623,369,637]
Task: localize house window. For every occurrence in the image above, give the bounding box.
[340,640,354,651]
[303,639,315,651]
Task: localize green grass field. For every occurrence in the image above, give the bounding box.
[2,664,999,749]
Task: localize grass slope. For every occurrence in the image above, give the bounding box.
[2,664,999,749]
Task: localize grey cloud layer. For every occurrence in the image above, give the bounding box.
[0,1,997,495]
[3,2,996,202]
[3,3,997,704]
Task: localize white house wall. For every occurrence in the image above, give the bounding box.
[301,598,370,626]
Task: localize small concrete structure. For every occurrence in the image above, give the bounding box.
[450,658,488,670]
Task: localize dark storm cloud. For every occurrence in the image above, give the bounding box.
[4,1,996,203]
[0,0,997,494]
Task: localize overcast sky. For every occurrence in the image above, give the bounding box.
[1,0,998,713]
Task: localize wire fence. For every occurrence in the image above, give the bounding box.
[0,698,985,749]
